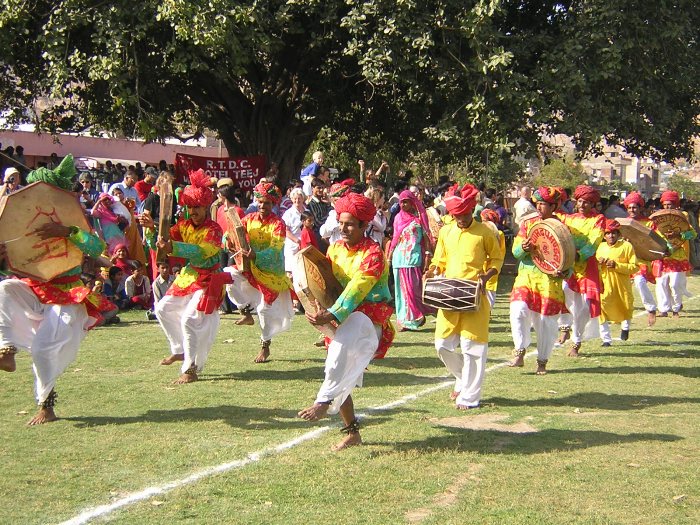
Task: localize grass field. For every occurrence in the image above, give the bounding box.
[1,273,699,525]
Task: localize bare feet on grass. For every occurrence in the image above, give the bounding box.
[450,391,459,400]
[254,341,271,363]
[0,352,16,372]
[456,404,479,410]
[298,402,330,421]
[331,432,362,452]
[567,343,581,358]
[173,371,198,384]
[27,407,58,426]
[235,314,255,326]
[647,311,656,327]
[508,354,525,367]
[535,363,547,375]
[160,354,184,365]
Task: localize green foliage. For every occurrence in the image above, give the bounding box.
[534,157,588,189]
[667,173,700,200]
[601,178,634,195]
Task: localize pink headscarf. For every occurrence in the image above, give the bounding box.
[389,190,434,252]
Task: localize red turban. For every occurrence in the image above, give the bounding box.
[480,208,500,224]
[180,169,215,207]
[556,187,568,203]
[329,179,353,198]
[623,191,645,208]
[533,186,561,205]
[253,181,282,204]
[334,192,376,222]
[660,190,680,206]
[604,219,620,233]
[444,183,479,216]
[573,185,601,204]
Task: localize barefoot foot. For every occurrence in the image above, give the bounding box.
[647,311,656,327]
[160,354,184,365]
[27,407,58,426]
[173,371,198,384]
[508,354,525,368]
[235,314,255,326]
[456,404,479,410]
[331,432,362,451]
[450,391,459,400]
[298,402,330,421]
[0,352,17,373]
[567,343,581,358]
[254,341,271,363]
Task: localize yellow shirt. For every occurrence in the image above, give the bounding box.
[597,239,637,323]
[430,220,504,342]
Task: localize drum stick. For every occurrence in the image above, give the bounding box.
[649,250,666,255]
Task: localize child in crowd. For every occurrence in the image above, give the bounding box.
[299,211,320,250]
[124,261,152,312]
[149,262,174,320]
[102,266,129,310]
[110,244,133,277]
[596,219,638,346]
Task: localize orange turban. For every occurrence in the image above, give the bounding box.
[604,219,620,233]
[444,183,479,216]
[573,185,600,203]
[660,190,680,206]
[253,181,282,204]
[533,186,561,204]
[480,208,500,224]
[180,169,215,207]
[623,191,645,208]
[335,192,376,222]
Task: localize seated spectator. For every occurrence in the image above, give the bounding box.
[125,261,152,312]
[110,244,134,277]
[103,266,129,310]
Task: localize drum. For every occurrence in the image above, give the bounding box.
[616,217,666,260]
[527,218,575,275]
[0,181,92,281]
[426,207,443,241]
[293,246,344,338]
[224,207,251,271]
[649,209,691,249]
[155,180,173,263]
[422,278,481,312]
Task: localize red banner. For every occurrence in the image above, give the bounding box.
[175,153,266,190]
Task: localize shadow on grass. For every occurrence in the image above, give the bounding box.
[486,392,700,410]
[65,405,391,430]
[388,427,681,455]
[594,349,700,359]
[369,356,443,370]
[562,365,699,379]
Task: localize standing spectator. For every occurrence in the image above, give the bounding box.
[78,173,100,211]
[13,145,26,170]
[134,167,157,207]
[603,195,628,219]
[109,169,141,208]
[300,151,324,196]
[512,185,536,231]
[281,188,307,274]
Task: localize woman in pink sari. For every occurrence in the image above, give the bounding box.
[387,190,435,330]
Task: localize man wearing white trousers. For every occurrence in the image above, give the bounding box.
[298,192,395,451]
[426,183,503,409]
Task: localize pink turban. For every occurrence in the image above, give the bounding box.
[444,183,479,216]
[335,192,376,222]
[623,191,645,208]
[660,190,680,207]
[253,181,282,204]
[573,185,601,204]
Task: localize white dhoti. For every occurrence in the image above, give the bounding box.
[509,300,559,361]
[599,319,630,343]
[315,311,380,415]
[435,335,488,408]
[563,282,599,343]
[154,290,220,373]
[224,267,293,341]
[0,279,91,404]
[656,272,690,314]
[634,274,657,313]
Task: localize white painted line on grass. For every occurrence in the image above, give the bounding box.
[58,352,535,525]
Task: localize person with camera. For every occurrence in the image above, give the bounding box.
[3,167,23,194]
[78,172,100,212]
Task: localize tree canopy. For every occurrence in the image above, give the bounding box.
[1,1,698,180]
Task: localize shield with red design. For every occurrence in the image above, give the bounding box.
[0,182,91,281]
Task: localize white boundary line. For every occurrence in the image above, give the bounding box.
[58,353,535,525]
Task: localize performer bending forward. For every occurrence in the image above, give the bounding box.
[225,182,293,363]
[426,183,503,409]
[141,169,230,384]
[0,157,115,424]
[298,192,394,451]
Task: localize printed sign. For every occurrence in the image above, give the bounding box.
[175,153,266,189]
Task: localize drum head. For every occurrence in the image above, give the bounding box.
[527,218,575,275]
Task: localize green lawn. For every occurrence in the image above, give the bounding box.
[1,273,698,524]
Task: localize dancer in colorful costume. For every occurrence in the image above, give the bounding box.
[426,183,503,408]
[141,169,229,383]
[0,155,115,424]
[508,187,568,375]
[298,192,394,450]
[225,181,293,363]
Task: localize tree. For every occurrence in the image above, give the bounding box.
[666,173,700,201]
[1,1,699,182]
[534,157,587,189]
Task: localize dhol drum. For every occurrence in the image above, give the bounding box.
[616,217,666,260]
[0,181,92,281]
[527,218,575,275]
[293,246,344,338]
[422,277,481,312]
[649,209,691,249]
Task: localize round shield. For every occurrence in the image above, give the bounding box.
[527,218,575,275]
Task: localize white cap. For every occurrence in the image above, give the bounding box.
[3,167,19,182]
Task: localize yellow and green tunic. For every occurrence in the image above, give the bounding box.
[597,239,637,323]
[242,212,292,305]
[559,211,605,316]
[653,210,697,276]
[430,220,504,343]
[510,215,567,316]
[327,238,395,358]
[23,228,115,326]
